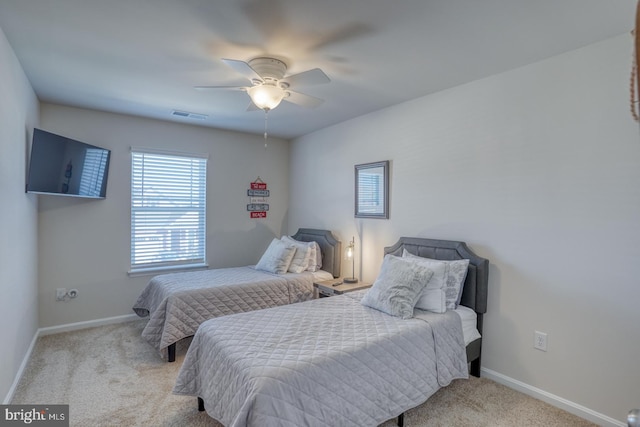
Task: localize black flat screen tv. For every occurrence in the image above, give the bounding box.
[26,128,111,199]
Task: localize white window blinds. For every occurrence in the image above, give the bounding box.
[131,150,207,271]
[357,172,384,215]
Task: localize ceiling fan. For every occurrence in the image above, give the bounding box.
[195,57,330,111]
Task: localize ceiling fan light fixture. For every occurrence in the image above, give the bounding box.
[247,84,285,111]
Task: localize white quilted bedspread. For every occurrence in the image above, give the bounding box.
[132,266,314,355]
[173,290,468,427]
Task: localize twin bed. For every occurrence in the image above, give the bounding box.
[133,228,342,361]
[171,236,489,427]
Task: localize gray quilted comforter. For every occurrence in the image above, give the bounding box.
[132,267,314,355]
[173,290,468,427]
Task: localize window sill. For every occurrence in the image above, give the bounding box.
[128,263,209,278]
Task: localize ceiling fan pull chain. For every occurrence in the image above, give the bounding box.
[632,3,640,122]
[632,55,639,122]
[264,109,269,148]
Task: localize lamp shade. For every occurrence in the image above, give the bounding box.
[344,237,358,283]
[247,84,285,110]
[345,244,354,260]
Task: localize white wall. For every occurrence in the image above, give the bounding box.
[0,27,40,401]
[289,34,640,424]
[38,104,290,327]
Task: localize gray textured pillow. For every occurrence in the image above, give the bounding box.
[448,258,470,308]
[402,249,469,310]
[311,241,322,271]
[255,238,296,274]
[360,255,434,319]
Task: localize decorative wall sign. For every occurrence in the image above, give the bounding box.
[247,203,270,211]
[250,181,268,190]
[248,177,269,218]
[247,189,270,197]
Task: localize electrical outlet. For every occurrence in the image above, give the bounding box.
[56,288,67,301]
[534,331,548,351]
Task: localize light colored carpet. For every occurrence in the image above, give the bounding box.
[11,320,597,427]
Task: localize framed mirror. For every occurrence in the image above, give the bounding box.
[355,160,389,219]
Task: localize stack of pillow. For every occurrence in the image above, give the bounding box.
[254,236,322,275]
[360,249,469,319]
[254,237,469,319]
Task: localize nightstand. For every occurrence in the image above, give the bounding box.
[314,279,372,298]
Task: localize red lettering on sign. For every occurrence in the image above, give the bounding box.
[250,182,267,190]
[250,211,267,218]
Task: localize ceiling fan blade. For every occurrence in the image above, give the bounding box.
[282,68,330,87]
[221,58,263,82]
[308,22,374,51]
[194,85,248,91]
[240,0,288,43]
[284,90,324,108]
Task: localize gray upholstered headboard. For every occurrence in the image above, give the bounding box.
[291,228,342,278]
[384,237,489,315]
[385,237,489,378]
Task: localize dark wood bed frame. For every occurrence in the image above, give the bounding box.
[166,228,342,362]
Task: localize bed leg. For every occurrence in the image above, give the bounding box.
[470,354,481,377]
[398,412,404,427]
[168,343,176,362]
[197,397,205,412]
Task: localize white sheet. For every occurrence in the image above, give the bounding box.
[454,304,481,345]
[311,269,334,281]
[247,266,333,282]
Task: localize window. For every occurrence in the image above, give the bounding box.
[130,149,207,273]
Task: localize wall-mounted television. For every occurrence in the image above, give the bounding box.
[26,128,111,199]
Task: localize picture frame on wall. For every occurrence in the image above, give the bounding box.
[354,160,389,219]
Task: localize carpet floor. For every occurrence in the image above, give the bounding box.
[11,320,597,426]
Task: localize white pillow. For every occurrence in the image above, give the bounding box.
[402,249,470,310]
[417,289,447,314]
[360,255,434,319]
[306,242,318,272]
[282,236,321,272]
[400,251,447,313]
[305,241,322,272]
[255,238,296,274]
[280,236,312,273]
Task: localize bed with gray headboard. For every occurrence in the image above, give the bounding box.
[174,236,490,427]
[384,237,489,377]
[133,228,341,362]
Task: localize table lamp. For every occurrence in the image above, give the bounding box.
[344,236,358,283]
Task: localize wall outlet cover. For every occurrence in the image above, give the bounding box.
[534,331,548,351]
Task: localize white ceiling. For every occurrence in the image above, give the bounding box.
[0,0,634,139]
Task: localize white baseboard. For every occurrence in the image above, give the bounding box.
[3,313,141,404]
[38,313,140,336]
[481,368,626,427]
[3,330,39,404]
